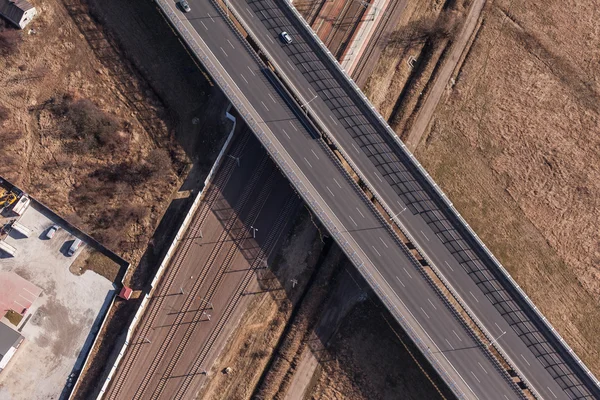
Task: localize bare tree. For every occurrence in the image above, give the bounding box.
[389,11,462,49]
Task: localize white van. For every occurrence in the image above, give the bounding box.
[67,238,82,256]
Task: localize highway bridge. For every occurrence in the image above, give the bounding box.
[152,0,600,398]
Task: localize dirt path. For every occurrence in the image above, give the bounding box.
[404,0,485,150]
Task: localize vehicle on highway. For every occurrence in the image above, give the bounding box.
[45,225,60,239]
[178,0,191,13]
[279,31,292,44]
[67,238,82,256]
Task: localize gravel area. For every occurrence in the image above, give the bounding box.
[0,203,114,400]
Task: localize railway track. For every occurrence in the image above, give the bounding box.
[148,166,280,399]
[299,0,328,26]
[131,154,273,399]
[352,0,405,86]
[105,131,251,399]
[175,190,301,399]
[321,0,368,59]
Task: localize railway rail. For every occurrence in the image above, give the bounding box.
[146,165,279,399]
[105,132,252,399]
[131,153,272,399]
[175,190,300,399]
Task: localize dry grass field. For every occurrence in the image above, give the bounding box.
[0,0,183,269]
[415,0,600,374]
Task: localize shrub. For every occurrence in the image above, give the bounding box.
[0,104,10,123]
[146,148,172,180]
[0,30,22,56]
[53,98,126,153]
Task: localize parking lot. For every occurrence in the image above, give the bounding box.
[0,202,115,400]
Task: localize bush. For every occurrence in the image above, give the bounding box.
[146,148,173,180]
[53,98,126,153]
[0,129,19,146]
[0,104,10,123]
[0,30,22,56]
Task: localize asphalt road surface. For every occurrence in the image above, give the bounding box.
[152,1,527,398]
[104,131,300,399]
[216,0,599,398]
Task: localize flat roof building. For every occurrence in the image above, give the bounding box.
[0,0,36,29]
[0,320,24,372]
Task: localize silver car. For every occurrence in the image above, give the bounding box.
[279,31,292,44]
[179,0,191,13]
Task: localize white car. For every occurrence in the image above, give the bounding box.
[279,31,293,44]
[179,0,191,13]
[45,225,60,239]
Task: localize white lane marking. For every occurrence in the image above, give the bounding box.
[227,39,235,49]
[246,7,254,17]
[421,230,430,241]
[403,267,413,279]
[348,215,358,227]
[445,260,454,271]
[469,291,479,302]
[391,296,481,400]
[311,149,320,160]
[445,339,455,350]
[453,330,462,341]
[326,186,335,197]
[303,157,313,168]
[470,371,481,383]
[23,288,38,297]
[397,200,404,208]
[420,307,430,319]
[333,178,342,188]
[504,396,510,400]
[268,93,277,103]
[356,208,365,218]
[19,293,33,302]
[395,276,405,287]
[240,74,248,84]
[351,143,360,153]
[520,354,531,366]
[13,300,26,308]
[261,101,269,111]
[207,13,214,22]
[290,121,298,131]
[267,35,274,43]
[308,87,316,97]
[428,298,437,310]
[287,60,295,70]
[375,172,383,182]
[372,246,382,257]
[220,47,228,57]
[247,66,256,76]
[495,322,503,332]
[329,115,338,125]
[282,129,290,139]
[200,21,209,31]
[378,237,389,248]
[478,362,488,374]
[548,387,558,398]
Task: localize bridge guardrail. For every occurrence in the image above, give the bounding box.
[280,0,600,390]
[148,1,525,397]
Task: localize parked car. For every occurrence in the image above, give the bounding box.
[45,225,60,239]
[279,31,293,44]
[179,0,191,13]
[67,238,82,256]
